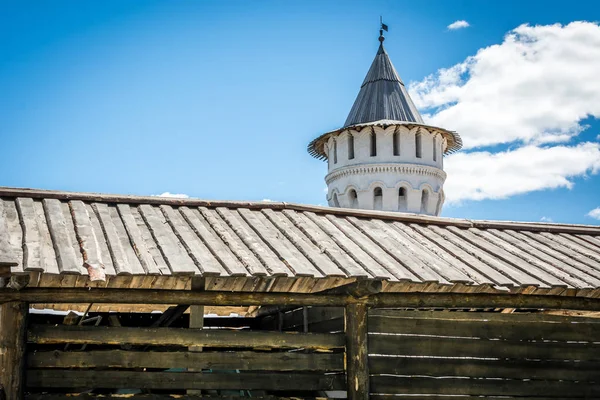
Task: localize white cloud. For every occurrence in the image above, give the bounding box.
[262,198,274,202]
[587,207,600,220]
[447,20,470,30]
[444,142,600,203]
[540,216,553,222]
[155,192,190,198]
[410,22,600,149]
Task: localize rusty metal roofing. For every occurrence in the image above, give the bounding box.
[2,187,600,299]
[344,43,424,127]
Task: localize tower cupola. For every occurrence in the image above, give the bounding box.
[308,26,462,215]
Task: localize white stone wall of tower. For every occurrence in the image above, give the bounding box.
[324,125,447,216]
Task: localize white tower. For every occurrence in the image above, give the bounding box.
[308,27,462,216]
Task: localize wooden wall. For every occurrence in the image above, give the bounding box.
[368,309,600,399]
[25,320,345,395]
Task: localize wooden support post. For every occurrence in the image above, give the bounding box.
[188,278,205,395]
[0,302,28,400]
[345,303,368,400]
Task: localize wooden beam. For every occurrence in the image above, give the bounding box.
[253,280,382,318]
[345,303,368,400]
[4,288,600,311]
[28,325,346,350]
[325,279,382,297]
[26,370,346,391]
[188,277,204,395]
[25,395,338,400]
[28,350,344,371]
[0,302,28,400]
[0,288,350,307]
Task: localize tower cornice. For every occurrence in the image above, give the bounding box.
[325,162,447,185]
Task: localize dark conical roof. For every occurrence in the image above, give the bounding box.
[343,43,424,127]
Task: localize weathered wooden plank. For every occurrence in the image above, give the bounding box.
[521,230,600,271]
[282,210,367,277]
[369,375,600,397]
[15,198,43,272]
[262,209,345,277]
[560,233,600,254]
[429,225,543,286]
[216,207,289,276]
[369,356,600,381]
[362,219,449,282]
[26,370,346,391]
[368,333,600,361]
[0,302,28,400]
[371,396,582,400]
[116,204,161,275]
[390,221,489,284]
[130,206,170,275]
[180,207,247,276]
[28,350,344,371]
[345,218,428,282]
[28,325,345,349]
[25,395,337,400]
[325,215,407,282]
[541,232,600,263]
[161,205,226,276]
[69,200,106,281]
[577,233,600,249]
[385,221,471,283]
[368,314,600,342]
[449,226,565,287]
[345,303,369,400]
[238,209,323,277]
[369,309,600,323]
[471,228,589,287]
[198,207,268,276]
[60,201,85,275]
[303,212,387,280]
[6,288,600,310]
[92,203,132,275]
[489,229,600,287]
[410,224,516,286]
[42,199,81,274]
[138,204,196,275]
[0,199,21,268]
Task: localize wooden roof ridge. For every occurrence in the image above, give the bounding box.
[1,186,599,235]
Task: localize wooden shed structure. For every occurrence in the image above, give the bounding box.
[2,186,600,400]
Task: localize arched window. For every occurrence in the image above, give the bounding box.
[370,132,377,157]
[420,189,429,213]
[415,132,422,159]
[333,138,338,164]
[373,187,383,210]
[398,187,407,211]
[348,134,355,160]
[433,136,437,162]
[332,193,340,207]
[393,131,400,156]
[349,189,358,208]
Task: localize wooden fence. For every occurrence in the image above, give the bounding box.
[4,288,600,400]
[25,324,345,394]
[368,309,600,399]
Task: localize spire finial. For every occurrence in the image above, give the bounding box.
[379,16,388,43]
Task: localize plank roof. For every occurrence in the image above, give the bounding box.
[2,187,600,305]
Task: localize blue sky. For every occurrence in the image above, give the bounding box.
[1,0,599,224]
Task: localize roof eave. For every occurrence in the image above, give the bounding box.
[307,120,463,161]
